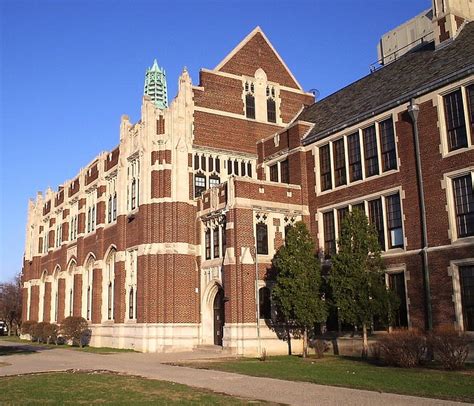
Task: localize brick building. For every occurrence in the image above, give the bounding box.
[22,0,474,355]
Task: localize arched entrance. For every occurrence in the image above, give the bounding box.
[213,288,225,346]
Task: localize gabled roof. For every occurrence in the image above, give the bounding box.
[299,22,474,145]
[214,26,303,90]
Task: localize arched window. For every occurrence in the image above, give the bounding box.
[256,223,268,255]
[259,287,272,319]
[126,249,138,320]
[52,267,60,322]
[85,258,94,321]
[105,250,115,321]
[67,261,76,317]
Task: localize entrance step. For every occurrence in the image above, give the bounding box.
[193,345,232,354]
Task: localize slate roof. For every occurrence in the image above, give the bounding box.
[299,22,474,145]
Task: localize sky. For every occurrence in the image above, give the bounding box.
[0,0,430,282]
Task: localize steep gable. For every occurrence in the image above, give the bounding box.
[215,27,302,90]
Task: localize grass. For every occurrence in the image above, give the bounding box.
[0,335,135,354]
[179,355,474,403]
[0,371,269,405]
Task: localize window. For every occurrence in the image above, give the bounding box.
[320,144,332,191]
[380,118,397,172]
[256,223,268,255]
[209,156,214,172]
[129,288,134,319]
[209,175,220,188]
[126,249,138,320]
[85,259,93,321]
[194,173,206,197]
[333,138,346,187]
[221,222,226,254]
[467,85,474,134]
[352,202,365,214]
[246,93,255,119]
[227,159,232,175]
[86,190,97,233]
[213,227,220,258]
[205,228,211,260]
[215,157,221,173]
[363,125,379,177]
[459,265,474,331]
[69,202,78,241]
[270,164,278,182]
[234,160,239,176]
[369,198,385,249]
[107,176,117,223]
[323,211,336,258]
[259,287,272,319]
[444,89,468,151]
[388,272,408,328]
[386,193,403,248]
[452,174,474,238]
[267,98,276,123]
[280,159,289,184]
[106,250,115,321]
[247,162,252,178]
[55,224,62,248]
[348,133,362,182]
[241,161,246,176]
[127,158,140,211]
[337,206,349,237]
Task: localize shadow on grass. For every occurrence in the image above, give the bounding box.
[0,345,39,356]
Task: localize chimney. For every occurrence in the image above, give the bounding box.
[432,0,473,45]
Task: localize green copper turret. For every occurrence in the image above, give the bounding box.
[144,59,168,109]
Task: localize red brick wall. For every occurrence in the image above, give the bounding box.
[92,268,102,323]
[218,31,300,89]
[43,282,51,322]
[57,278,66,323]
[73,274,82,317]
[30,285,39,321]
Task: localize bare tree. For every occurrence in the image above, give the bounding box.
[0,273,23,336]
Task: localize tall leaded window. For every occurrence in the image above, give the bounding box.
[337,206,349,237]
[467,85,474,134]
[459,265,474,331]
[259,287,272,319]
[369,198,385,249]
[380,118,397,172]
[348,133,362,182]
[280,159,289,184]
[85,259,93,321]
[386,193,403,248]
[267,98,276,123]
[333,138,346,187]
[452,174,474,238]
[256,223,268,255]
[323,211,336,258]
[269,164,278,182]
[127,158,140,211]
[194,173,206,197]
[127,249,138,320]
[245,82,256,119]
[205,228,211,260]
[363,125,379,177]
[320,144,332,191]
[107,176,117,223]
[86,190,97,233]
[106,250,115,321]
[69,202,78,241]
[444,89,468,151]
[213,227,220,258]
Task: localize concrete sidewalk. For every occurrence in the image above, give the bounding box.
[0,341,467,406]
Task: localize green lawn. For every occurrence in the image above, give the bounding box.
[0,371,269,405]
[180,355,474,403]
[0,336,135,354]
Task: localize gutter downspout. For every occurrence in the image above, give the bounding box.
[407,99,433,332]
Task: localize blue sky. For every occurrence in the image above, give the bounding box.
[0,0,429,282]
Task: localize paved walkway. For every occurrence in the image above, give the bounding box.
[0,341,468,406]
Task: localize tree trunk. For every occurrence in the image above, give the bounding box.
[286,323,292,356]
[362,323,368,358]
[303,327,308,358]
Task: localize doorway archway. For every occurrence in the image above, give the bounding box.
[213,288,225,346]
